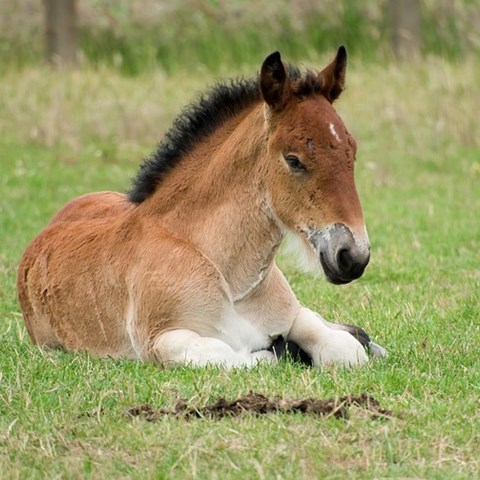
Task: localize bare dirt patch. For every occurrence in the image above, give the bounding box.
[124,392,392,421]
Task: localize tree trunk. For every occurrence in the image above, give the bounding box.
[44,0,78,66]
[388,0,422,60]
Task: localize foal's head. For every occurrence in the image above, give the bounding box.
[261,48,370,284]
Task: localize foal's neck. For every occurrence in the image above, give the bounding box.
[141,103,284,299]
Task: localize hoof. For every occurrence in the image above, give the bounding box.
[270,329,387,366]
[368,341,388,358]
[340,324,388,358]
[269,337,313,366]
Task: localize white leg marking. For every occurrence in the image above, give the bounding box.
[315,313,388,359]
[152,329,275,369]
[250,350,276,364]
[287,308,368,367]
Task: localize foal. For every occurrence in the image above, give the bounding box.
[18,48,385,368]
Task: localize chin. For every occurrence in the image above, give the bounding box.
[284,230,323,276]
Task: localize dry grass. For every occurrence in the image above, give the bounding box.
[1,56,479,156]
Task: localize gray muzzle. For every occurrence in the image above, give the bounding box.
[310,223,370,285]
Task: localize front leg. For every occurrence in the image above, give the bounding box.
[319,316,387,358]
[287,307,368,367]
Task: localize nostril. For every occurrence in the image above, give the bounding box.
[337,248,369,277]
[337,248,353,273]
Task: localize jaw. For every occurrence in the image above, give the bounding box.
[284,229,323,275]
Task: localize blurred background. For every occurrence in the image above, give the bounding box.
[1,0,479,74]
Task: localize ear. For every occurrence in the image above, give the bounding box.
[317,46,347,103]
[260,51,290,111]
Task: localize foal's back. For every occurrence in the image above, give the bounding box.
[48,191,130,225]
[17,192,137,357]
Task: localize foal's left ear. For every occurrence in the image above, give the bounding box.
[317,46,347,103]
[260,51,290,111]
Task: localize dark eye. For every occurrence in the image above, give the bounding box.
[284,154,306,172]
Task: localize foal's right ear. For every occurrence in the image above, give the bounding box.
[260,51,290,111]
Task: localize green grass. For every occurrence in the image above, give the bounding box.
[0,56,479,478]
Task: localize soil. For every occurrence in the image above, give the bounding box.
[124,391,392,421]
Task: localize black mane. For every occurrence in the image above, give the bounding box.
[128,67,318,204]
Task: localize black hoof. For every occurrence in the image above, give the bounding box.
[269,337,313,366]
[269,325,386,366]
[340,324,371,349]
[340,324,387,358]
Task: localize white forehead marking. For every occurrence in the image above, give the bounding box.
[329,122,341,143]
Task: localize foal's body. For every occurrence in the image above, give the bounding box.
[20,190,362,366]
[18,49,381,368]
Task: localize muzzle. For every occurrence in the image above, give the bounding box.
[310,223,370,285]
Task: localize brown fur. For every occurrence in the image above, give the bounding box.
[18,49,371,367]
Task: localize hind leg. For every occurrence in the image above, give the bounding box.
[150,329,275,368]
[18,258,61,349]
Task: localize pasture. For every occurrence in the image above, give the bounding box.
[0,55,479,478]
